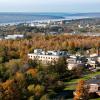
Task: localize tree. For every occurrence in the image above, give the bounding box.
[74,80,89,100]
[27,84,35,94]
[26,68,37,77]
[0,46,8,63]
[47,57,67,75]
[0,83,4,100]
[0,64,7,82]
[27,59,38,68]
[14,72,28,99]
[1,79,20,100]
[5,59,21,77]
[71,67,83,78]
[34,85,44,96]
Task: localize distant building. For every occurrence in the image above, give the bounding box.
[87,55,100,69]
[87,57,97,68]
[78,24,83,28]
[29,22,48,28]
[28,49,68,64]
[90,53,98,57]
[87,75,100,96]
[67,56,85,70]
[5,34,24,40]
[97,57,100,63]
[35,23,47,28]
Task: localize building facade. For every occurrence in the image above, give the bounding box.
[87,75,100,96]
[28,49,68,64]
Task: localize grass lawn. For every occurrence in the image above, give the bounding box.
[90,98,100,100]
[64,71,100,90]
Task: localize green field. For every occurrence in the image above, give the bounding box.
[64,71,100,90]
[90,98,100,100]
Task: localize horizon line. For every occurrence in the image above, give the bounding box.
[0,11,100,14]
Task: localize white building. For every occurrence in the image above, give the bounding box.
[29,22,48,28]
[28,49,68,64]
[87,75,100,96]
[87,55,100,69]
[5,34,24,40]
[67,57,84,70]
[97,57,100,63]
[35,23,47,28]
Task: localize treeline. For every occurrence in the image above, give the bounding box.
[0,24,63,36]
[0,34,100,62]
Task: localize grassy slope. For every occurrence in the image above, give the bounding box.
[64,71,100,90]
[90,98,100,100]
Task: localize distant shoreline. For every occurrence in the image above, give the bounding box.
[0,12,100,26]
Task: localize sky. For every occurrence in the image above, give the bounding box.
[0,0,100,13]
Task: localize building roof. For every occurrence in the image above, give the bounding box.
[29,49,68,57]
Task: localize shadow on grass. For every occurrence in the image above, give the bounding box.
[55,90,74,99]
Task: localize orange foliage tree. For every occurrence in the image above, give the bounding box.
[74,80,89,100]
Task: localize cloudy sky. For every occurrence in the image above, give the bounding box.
[0,0,100,12]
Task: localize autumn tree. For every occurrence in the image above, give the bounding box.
[74,80,89,100]
[1,79,20,100]
[26,68,37,77]
[14,72,28,99]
